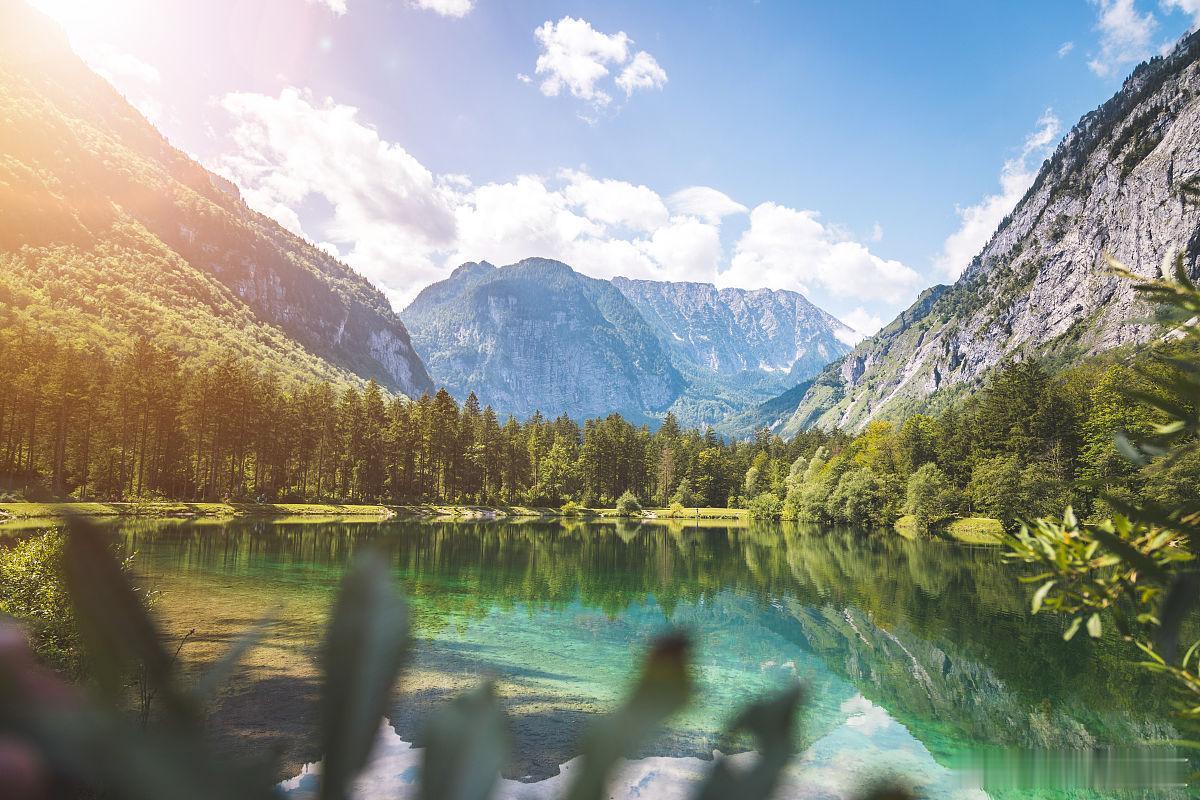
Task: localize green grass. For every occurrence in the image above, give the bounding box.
[0,502,393,522]
[892,515,922,540]
[940,517,1005,545]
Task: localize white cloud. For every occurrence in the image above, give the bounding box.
[934,109,1061,279]
[310,0,347,15]
[528,16,666,114]
[214,87,913,316]
[1087,0,1157,76]
[76,41,164,121]
[410,0,474,18]
[840,308,885,340]
[727,202,923,304]
[667,187,748,224]
[616,50,668,96]
[561,170,669,232]
[1057,40,1075,57]
[1163,0,1200,27]
[216,88,458,305]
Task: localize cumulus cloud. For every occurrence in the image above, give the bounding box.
[934,110,1061,279]
[726,202,923,304]
[528,16,666,114]
[840,308,885,340]
[410,0,474,18]
[309,0,348,15]
[1087,0,1157,76]
[214,87,915,316]
[667,187,748,224]
[1163,0,1200,27]
[216,88,458,304]
[616,50,668,96]
[75,42,164,121]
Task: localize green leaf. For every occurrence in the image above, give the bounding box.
[1088,521,1169,582]
[319,550,409,800]
[565,634,691,800]
[1154,573,1200,662]
[693,686,803,800]
[1063,616,1082,641]
[1086,613,1102,639]
[1031,580,1056,615]
[420,682,508,800]
[61,518,193,721]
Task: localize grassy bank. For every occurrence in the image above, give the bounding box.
[891,514,1005,544]
[0,501,750,525]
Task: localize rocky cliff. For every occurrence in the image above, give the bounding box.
[401,259,685,422]
[612,278,854,427]
[770,29,1200,435]
[0,1,432,396]
[402,259,854,424]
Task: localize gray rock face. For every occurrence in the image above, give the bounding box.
[772,31,1200,434]
[611,278,854,427]
[402,260,853,424]
[402,259,685,422]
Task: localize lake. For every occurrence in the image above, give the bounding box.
[98,517,1185,798]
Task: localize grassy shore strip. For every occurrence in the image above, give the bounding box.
[940,517,1005,545]
[0,501,750,524]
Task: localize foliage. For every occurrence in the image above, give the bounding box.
[747,491,782,520]
[0,531,78,675]
[614,491,642,517]
[1002,254,1200,734]
[0,520,912,800]
[902,463,959,532]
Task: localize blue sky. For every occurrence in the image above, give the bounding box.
[30,0,1200,335]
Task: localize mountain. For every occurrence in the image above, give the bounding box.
[764,30,1200,436]
[0,1,432,397]
[401,259,684,422]
[611,278,854,427]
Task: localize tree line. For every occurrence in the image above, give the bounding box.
[742,352,1198,530]
[0,320,837,507]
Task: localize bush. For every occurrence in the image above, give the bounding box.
[559,501,581,517]
[747,491,782,519]
[615,491,642,517]
[903,463,959,531]
[0,531,79,675]
[668,501,687,518]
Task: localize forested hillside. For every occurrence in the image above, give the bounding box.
[0,1,432,396]
[768,28,1200,435]
[0,318,823,505]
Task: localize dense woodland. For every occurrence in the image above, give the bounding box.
[2,316,1195,524]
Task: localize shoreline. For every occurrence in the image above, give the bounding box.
[0,501,750,526]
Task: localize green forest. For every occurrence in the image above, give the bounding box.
[3,308,1195,530]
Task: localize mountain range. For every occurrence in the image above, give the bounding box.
[400,259,854,425]
[6,0,1199,438]
[745,27,1200,437]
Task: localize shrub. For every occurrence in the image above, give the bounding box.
[559,501,581,517]
[903,463,959,532]
[0,531,79,675]
[668,501,687,518]
[615,491,642,517]
[747,491,782,519]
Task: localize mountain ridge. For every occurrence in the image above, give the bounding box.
[760,28,1200,436]
[402,258,853,424]
[0,0,433,397]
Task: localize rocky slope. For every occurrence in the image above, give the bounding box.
[0,1,432,396]
[612,278,854,427]
[768,30,1200,435]
[402,260,853,424]
[401,259,684,422]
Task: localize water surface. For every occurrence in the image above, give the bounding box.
[99,518,1183,797]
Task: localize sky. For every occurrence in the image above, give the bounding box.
[26,0,1200,337]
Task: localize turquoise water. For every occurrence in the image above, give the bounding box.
[106,518,1185,797]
